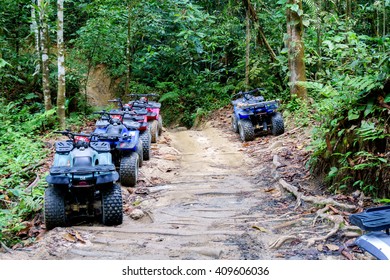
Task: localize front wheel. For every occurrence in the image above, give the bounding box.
[271,112,285,136]
[44,187,66,230]
[231,114,238,133]
[102,184,123,226]
[119,153,139,187]
[139,130,151,161]
[238,119,255,142]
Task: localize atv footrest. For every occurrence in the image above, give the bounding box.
[349,205,390,232]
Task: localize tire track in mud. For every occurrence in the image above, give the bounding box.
[60,123,275,260]
[1,123,279,260]
[0,121,348,260]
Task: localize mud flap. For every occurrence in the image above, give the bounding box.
[355,232,390,260]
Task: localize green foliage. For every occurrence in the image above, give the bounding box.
[0,98,50,245]
[282,94,311,127]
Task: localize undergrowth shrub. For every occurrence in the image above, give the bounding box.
[0,98,52,246]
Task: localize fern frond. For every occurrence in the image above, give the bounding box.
[302,0,318,12]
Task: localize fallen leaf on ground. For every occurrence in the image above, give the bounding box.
[325,244,339,251]
[75,231,86,244]
[252,225,267,232]
[63,233,77,243]
[163,155,178,161]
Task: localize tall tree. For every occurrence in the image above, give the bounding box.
[57,0,65,129]
[38,0,52,111]
[31,0,41,82]
[245,8,250,89]
[125,0,139,95]
[286,0,307,99]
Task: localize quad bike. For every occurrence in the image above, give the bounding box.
[127,93,163,143]
[92,111,142,187]
[231,88,285,142]
[349,205,390,259]
[44,130,122,230]
[107,99,152,161]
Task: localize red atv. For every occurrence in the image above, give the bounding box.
[127,94,162,143]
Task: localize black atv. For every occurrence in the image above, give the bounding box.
[44,130,123,229]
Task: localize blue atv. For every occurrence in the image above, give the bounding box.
[92,111,143,187]
[231,88,284,141]
[349,205,390,259]
[44,130,122,229]
[107,98,152,161]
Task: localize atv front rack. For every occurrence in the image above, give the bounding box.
[49,164,116,175]
[236,100,279,110]
[47,164,119,186]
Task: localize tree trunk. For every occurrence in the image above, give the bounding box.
[346,0,351,19]
[125,2,131,95]
[38,0,52,111]
[383,0,386,37]
[243,0,277,62]
[31,0,42,77]
[245,8,250,90]
[57,0,66,129]
[242,0,285,89]
[286,0,307,99]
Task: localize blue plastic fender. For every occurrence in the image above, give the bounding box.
[355,232,390,260]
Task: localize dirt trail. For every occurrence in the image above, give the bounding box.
[0,119,363,260]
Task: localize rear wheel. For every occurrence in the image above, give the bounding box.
[102,184,123,226]
[136,140,144,167]
[231,114,238,133]
[150,120,159,143]
[139,130,151,160]
[44,187,66,230]
[119,153,139,187]
[271,112,285,136]
[238,119,255,142]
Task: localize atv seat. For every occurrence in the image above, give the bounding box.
[123,121,141,130]
[147,112,157,117]
[349,205,390,232]
[106,124,124,135]
[132,102,147,109]
[96,119,110,128]
[147,101,161,108]
[132,108,148,115]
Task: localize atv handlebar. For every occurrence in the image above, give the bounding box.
[94,110,129,116]
[231,88,265,100]
[53,130,91,140]
[107,98,123,108]
[129,93,159,101]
